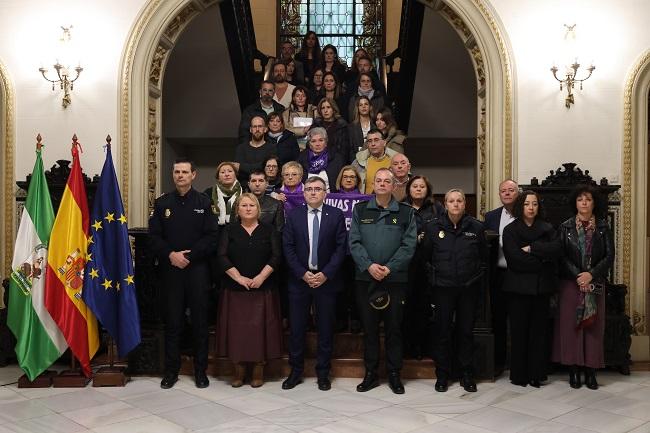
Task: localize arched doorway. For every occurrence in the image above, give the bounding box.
[0,59,16,295]
[118,0,514,224]
[623,50,650,347]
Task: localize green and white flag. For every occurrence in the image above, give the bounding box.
[7,145,68,380]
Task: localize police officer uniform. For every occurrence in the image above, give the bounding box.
[422,211,487,389]
[349,196,416,388]
[149,188,219,383]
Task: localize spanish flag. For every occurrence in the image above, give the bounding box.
[44,137,99,376]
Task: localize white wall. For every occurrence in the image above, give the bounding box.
[0,0,147,181]
[489,0,650,185]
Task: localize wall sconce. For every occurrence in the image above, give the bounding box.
[550,24,595,109]
[39,26,83,108]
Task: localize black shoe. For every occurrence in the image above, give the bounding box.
[282,370,303,390]
[510,380,528,387]
[584,369,598,390]
[435,377,448,392]
[461,373,477,392]
[569,367,582,389]
[388,371,405,394]
[356,371,379,392]
[317,377,332,391]
[528,380,541,388]
[195,372,209,388]
[160,372,178,389]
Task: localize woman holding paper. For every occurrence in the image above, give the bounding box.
[283,86,316,149]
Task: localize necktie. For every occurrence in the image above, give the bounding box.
[311,209,320,268]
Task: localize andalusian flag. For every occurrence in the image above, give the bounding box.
[44,138,99,377]
[7,140,68,381]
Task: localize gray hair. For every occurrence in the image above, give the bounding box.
[307,127,328,144]
[374,167,395,184]
[305,176,327,189]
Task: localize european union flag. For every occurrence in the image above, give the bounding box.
[82,142,141,358]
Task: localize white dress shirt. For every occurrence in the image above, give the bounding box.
[307,204,324,270]
[497,207,515,269]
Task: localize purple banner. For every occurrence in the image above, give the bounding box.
[283,192,372,231]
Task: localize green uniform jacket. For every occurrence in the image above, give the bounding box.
[349,196,417,282]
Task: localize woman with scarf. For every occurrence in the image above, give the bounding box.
[552,184,614,390]
[502,190,561,388]
[348,96,375,161]
[375,108,407,154]
[346,72,385,123]
[204,161,243,226]
[265,112,300,166]
[263,155,282,195]
[273,161,304,203]
[310,97,350,164]
[402,176,444,359]
[282,86,316,149]
[297,127,344,192]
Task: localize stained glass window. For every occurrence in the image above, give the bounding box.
[279,0,384,66]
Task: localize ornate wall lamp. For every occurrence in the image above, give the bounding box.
[39,26,83,108]
[550,24,595,109]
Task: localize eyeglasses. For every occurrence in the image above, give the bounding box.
[305,187,324,193]
[265,164,278,169]
[342,175,357,180]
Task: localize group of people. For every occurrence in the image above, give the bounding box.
[147,34,614,395]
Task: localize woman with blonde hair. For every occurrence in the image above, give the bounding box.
[335,165,362,194]
[273,161,304,203]
[216,193,283,387]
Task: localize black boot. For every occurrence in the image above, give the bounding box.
[356,371,379,392]
[460,371,477,393]
[569,366,582,389]
[584,368,598,390]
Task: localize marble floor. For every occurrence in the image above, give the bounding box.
[1,365,650,433]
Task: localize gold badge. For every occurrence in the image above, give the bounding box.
[211,205,217,215]
[164,208,171,218]
[438,230,445,239]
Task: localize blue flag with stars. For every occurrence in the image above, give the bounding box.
[82,143,141,358]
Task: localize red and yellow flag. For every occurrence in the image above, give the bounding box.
[44,138,99,376]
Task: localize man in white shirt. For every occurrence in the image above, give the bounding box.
[272,61,296,109]
[483,179,519,376]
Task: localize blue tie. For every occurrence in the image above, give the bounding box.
[311,209,320,269]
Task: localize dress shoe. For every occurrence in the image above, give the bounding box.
[569,367,582,389]
[356,371,379,392]
[434,377,448,392]
[317,377,332,391]
[510,380,528,387]
[160,372,178,389]
[584,368,598,390]
[388,371,405,394]
[251,362,265,388]
[195,371,209,388]
[231,363,245,388]
[528,379,541,388]
[460,372,477,392]
[282,371,303,390]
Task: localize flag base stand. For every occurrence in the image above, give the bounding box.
[17,370,57,388]
[52,370,90,388]
[92,366,130,387]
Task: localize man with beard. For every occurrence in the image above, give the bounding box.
[239,81,286,143]
[272,61,296,109]
[247,169,284,232]
[234,116,278,182]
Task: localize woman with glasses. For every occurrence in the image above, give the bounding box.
[263,155,282,195]
[273,161,304,203]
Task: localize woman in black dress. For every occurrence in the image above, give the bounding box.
[216,193,283,388]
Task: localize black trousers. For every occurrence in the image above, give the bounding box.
[162,263,211,375]
[403,258,431,358]
[491,268,509,369]
[288,287,337,378]
[507,292,549,383]
[432,286,477,377]
[355,281,407,372]
[336,256,359,326]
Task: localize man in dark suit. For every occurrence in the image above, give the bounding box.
[282,176,348,391]
[483,179,519,376]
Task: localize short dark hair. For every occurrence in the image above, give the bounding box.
[260,80,275,89]
[366,128,383,138]
[512,190,546,221]
[263,155,279,168]
[173,157,196,172]
[404,175,434,207]
[568,183,608,218]
[249,169,267,181]
[305,176,327,189]
[267,111,284,125]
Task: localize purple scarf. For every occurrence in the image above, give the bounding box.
[279,183,303,193]
[308,149,329,174]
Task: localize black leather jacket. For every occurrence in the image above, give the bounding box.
[258,194,285,233]
[558,217,615,281]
